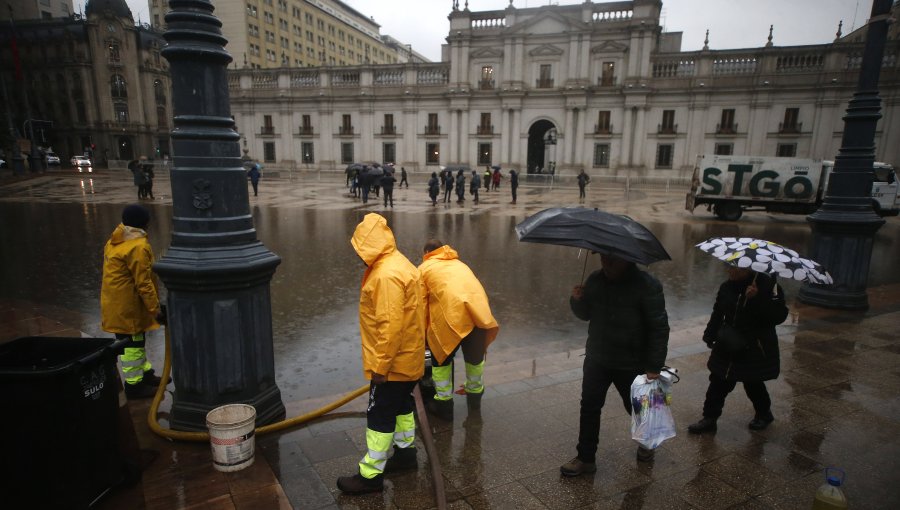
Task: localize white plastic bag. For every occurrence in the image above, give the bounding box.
[630,371,677,449]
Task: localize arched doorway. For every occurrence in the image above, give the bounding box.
[527,120,557,174]
[118,136,133,160]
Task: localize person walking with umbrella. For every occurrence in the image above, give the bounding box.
[560,253,670,474]
[247,161,262,197]
[687,264,788,434]
[515,208,672,474]
[686,237,824,434]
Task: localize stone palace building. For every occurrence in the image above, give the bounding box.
[229,0,900,178]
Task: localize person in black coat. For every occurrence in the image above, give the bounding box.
[509,169,519,204]
[380,169,396,207]
[427,172,440,206]
[688,267,788,434]
[561,254,670,476]
[443,170,454,203]
[470,170,481,204]
[455,169,466,204]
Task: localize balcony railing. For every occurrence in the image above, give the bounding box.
[381,125,396,135]
[657,124,678,135]
[424,125,441,136]
[260,126,275,136]
[339,125,354,135]
[298,126,313,136]
[716,123,738,135]
[594,124,613,135]
[476,124,494,135]
[778,122,802,134]
[479,79,495,90]
[598,76,617,87]
[535,78,554,89]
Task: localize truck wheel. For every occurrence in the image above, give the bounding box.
[715,203,743,221]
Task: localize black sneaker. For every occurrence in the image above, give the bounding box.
[124,382,157,399]
[560,457,596,477]
[748,414,774,431]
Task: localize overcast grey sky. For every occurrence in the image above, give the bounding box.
[119,0,871,62]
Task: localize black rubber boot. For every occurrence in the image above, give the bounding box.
[424,398,454,421]
[336,473,383,494]
[466,391,483,411]
[384,446,418,473]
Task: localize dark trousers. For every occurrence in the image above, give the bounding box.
[701,373,771,420]
[250,180,258,196]
[472,188,479,203]
[511,185,518,202]
[399,176,408,188]
[367,381,416,433]
[579,185,586,199]
[432,328,487,368]
[383,188,394,206]
[443,188,452,202]
[577,358,640,463]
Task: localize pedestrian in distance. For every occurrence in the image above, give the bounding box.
[142,158,156,199]
[483,167,492,192]
[443,170,455,203]
[338,213,426,495]
[687,266,788,435]
[428,172,440,206]
[470,170,481,204]
[577,169,590,201]
[419,240,499,421]
[247,162,262,197]
[509,169,519,204]
[350,167,360,198]
[360,166,371,204]
[561,253,670,475]
[491,167,502,191]
[100,204,167,400]
[128,159,147,200]
[381,168,396,207]
[455,169,466,204]
[399,167,409,188]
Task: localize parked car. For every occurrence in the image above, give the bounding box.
[71,155,92,167]
[46,152,60,166]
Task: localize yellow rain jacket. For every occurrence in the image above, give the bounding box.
[100,224,160,334]
[419,245,499,365]
[351,213,425,381]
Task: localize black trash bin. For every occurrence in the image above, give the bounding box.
[0,337,124,509]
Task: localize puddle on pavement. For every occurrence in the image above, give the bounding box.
[1,202,898,402]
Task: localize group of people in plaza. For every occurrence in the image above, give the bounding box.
[127,157,156,200]
[345,163,409,207]
[98,200,790,495]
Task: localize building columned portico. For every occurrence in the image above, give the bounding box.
[230,0,900,178]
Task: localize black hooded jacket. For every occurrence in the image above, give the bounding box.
[702,272,788,381]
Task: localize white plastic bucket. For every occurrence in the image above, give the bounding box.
[206,404,256,472]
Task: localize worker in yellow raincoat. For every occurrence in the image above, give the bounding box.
[101,204,165,399]
[419,239,499,421]
[338,213,426,495]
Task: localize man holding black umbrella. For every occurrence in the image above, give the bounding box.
[561,253,670,474]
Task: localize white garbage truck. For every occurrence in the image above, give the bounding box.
[685,154,899,221]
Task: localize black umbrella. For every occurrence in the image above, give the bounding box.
[515,207,671,269]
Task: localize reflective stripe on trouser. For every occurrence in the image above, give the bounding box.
[465,360,485,394]
[119,333,151,385]
[431,363,453,401]
[393,412,415,449]
[359,428,393,479]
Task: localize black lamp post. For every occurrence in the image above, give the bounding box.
[154,0,285,430]
[797,0,892,310]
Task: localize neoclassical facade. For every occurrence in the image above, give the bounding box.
[229,0,900,177]
[0,0,172,164]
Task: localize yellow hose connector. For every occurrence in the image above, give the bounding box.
[147,327,369,442]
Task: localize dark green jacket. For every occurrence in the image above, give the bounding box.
[570,265,670,372]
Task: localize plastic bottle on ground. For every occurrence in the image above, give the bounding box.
[811,467,848,510]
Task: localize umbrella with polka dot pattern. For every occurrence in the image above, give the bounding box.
[696,237,833,285]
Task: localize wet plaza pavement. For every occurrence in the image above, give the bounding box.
[2,167,900,509]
